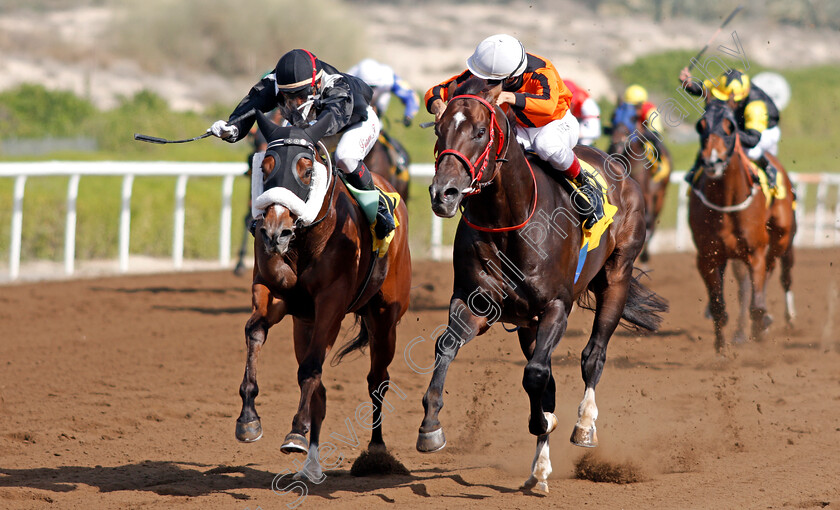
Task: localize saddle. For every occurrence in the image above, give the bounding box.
[341,177,401,257]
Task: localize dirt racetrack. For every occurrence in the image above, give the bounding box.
[1,249,838,509]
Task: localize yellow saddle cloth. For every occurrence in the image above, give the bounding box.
[749,160,787,208]
[370,189,401,257]
[642,140,671,184]
[572,160,618,252]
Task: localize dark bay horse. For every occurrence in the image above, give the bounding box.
[236,112,411,481]
[689,99,796,354]
[418,78,668,493]
[607,102,673,264]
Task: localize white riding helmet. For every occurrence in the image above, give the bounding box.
[467,34,527,80]
[348,58,394,89]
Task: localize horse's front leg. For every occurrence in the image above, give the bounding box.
[236,283,286,442]
[517,326,558,494]
[284,307,343,483]
[416,297,487,453]
[698,253,728,354]
[746,249,772,341]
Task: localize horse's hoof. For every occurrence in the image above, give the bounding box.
[280,433,308,454]
[235,419,263,443]
[416,428,446,453]
[521,475,549,494]
[570,424,598,447]
[732,330,748,344]
[762,314,774,330]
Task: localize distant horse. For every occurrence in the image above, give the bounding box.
[235,112,411,481]
[417,78,668,493]
[365,133,411,201]
[607,102,672,264]
[688,98,796,353]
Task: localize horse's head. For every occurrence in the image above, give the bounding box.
[607,102,638,154]
[254,111,331,255]
[429,77,506,217]
[696,98,738,180]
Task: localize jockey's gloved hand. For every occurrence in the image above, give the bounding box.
[210,120,238,141]
[402,115,412,127]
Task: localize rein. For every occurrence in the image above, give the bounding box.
[692,133,759,213]
[436,94,537,233]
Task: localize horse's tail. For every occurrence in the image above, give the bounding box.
[331,315,371,365]
[620,272,669,332]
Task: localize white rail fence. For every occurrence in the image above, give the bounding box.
[2,162,839,281]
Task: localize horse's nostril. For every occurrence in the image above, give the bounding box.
[280,229,293,238]
[443,187,459,199]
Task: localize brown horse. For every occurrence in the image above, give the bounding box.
[418,78,668,493]
[607,103,672,264]
[236,112,411,481]
[689,98,796,353]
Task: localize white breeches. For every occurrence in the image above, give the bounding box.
[746,126,780,160]
[335,106,381,172]
[515,109,580,171]
[577,97,601,146]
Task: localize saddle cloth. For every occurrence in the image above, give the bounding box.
[342,179,401,257]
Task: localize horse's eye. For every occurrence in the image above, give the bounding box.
[476,127,486,138]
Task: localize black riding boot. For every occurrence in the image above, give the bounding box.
[572,172,606,229]
[684,154,701,184]
[345,162,396,239]
[757,154,778,189]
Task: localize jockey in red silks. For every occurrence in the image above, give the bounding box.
[565,79,602,146]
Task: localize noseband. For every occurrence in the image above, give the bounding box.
[434,93,539,233]
[434,94,508,195]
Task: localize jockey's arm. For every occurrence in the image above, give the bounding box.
[425,70,472,118]
[227,76,278,143]
[510,70,570,126]
[392,77,420,120]
[314,82,354,137]
[739,127,761,149]
[743,100,769,133]
[679,67,705,98]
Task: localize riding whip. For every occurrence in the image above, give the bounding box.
[687,5,744,71]
[133,109,256,144]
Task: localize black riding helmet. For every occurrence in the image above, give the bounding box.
[274,49,324,95]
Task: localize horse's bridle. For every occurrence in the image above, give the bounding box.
[692,103,760,213]
[434,94,509,195]
[434,93,538,232]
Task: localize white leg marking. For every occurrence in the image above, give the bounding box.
[577,387,598,430]
[785,290,796,322]
[293,443,325,483]
[453,112,466,129]
[523,435,551,493]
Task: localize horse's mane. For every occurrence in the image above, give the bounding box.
[453,76,498,97]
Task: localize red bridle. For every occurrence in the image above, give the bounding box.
[434,93,538,232]
[434,94,506,194]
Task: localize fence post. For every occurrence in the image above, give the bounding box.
[430,214,443,261]
[794,181,807,247]
[675,181,690,251]
[834,183,840,246]
[814,178,828,246]
[119,175,134,273]
[220,174,234,266]
[10,175,27,280]
[173,175,189,269]
[64,174,81,275]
